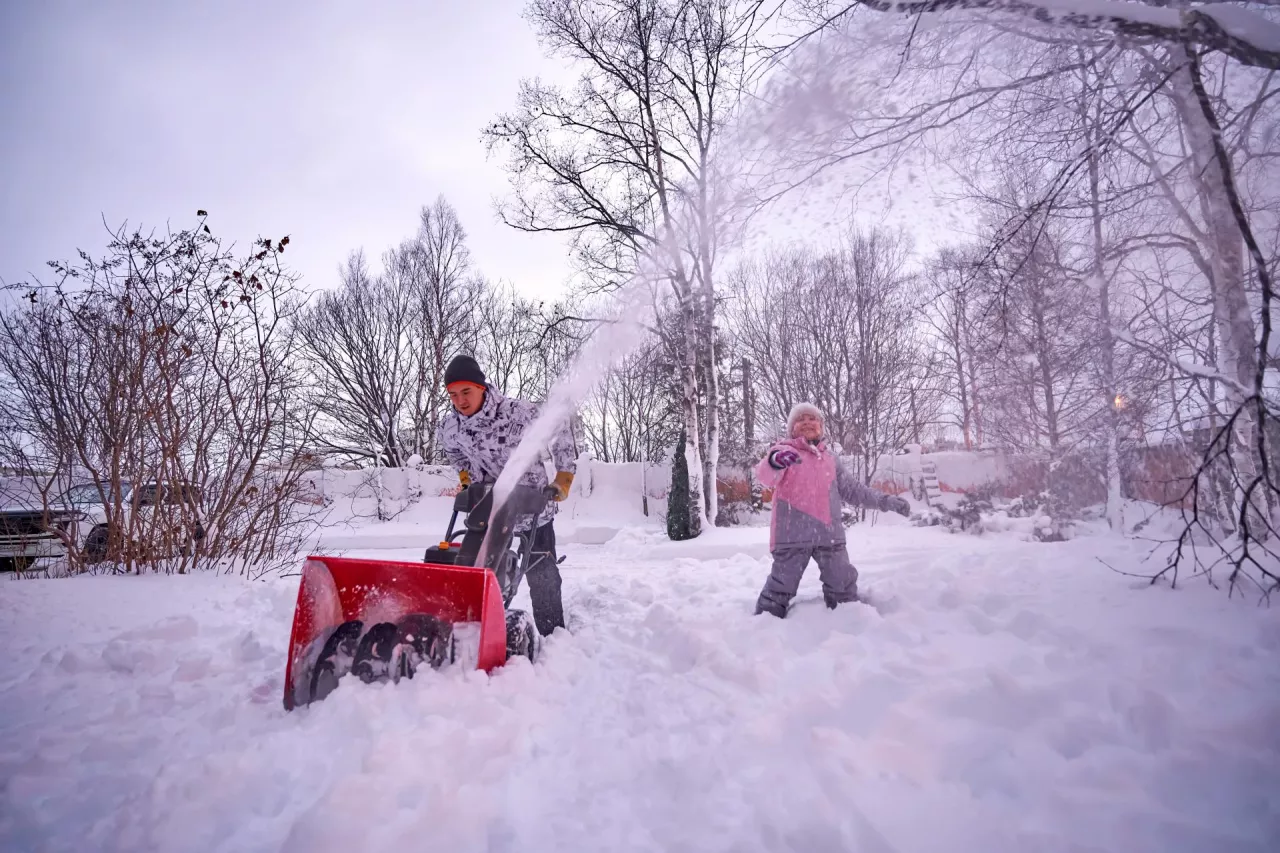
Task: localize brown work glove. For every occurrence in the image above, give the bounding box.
[458,470,472,487]
[552,471,574,502]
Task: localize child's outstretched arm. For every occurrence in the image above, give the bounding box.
[835,457,910,515]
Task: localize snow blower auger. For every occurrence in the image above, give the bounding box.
[282,481,559,711]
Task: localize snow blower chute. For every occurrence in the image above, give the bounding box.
[282,481,557,711]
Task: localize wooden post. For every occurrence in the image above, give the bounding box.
[641,440,649,517]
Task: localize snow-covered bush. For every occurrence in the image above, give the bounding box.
[934,485,1070,542]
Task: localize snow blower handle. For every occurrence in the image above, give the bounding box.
[477,484,562,606]
[477,485,554,566]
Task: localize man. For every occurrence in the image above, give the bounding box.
[439,354,576,636]
[752,402,911,618]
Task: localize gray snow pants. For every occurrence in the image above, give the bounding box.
[755,544,859,618]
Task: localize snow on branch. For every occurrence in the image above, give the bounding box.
[851,1,1280,69]
[1111,326,1253,399]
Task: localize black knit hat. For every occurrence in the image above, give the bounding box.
[445,354,486,389]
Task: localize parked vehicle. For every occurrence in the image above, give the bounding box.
[0,481,205,572]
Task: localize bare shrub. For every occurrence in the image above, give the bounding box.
[0,213,318,577]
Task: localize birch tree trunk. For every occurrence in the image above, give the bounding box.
[659,263,711,536]
[700,282,720,526]
[1170,47,1265,535]
[1081,63,1124,531]
[678,283,707,535]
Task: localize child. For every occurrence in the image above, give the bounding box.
[753,402,910,618]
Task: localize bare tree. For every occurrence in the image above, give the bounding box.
[769,0,1279,592]
[727,227,937,478]
[295,252,418,467]
[581,334,682,463]
[789,3,1280,71]
[294,197,481,467]
[473,280,544,401]
[473,283,590,405]
[0,214,315,577]
[394,197,482,461]
[920,247,988,449]
[486,0,769,530]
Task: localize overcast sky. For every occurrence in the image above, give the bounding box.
[1,0,974,313]
[1,0,577,301]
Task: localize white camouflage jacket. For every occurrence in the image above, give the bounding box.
[440,386,577,530]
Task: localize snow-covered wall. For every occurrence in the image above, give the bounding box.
[871,449,1011,494]
[870,446,1199,509]
[574,457,670,504]
[304,456,674,526]
[299,465,460,504]
[302,447,1199,525]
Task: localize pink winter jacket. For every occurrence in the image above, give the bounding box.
[755,436,894,551]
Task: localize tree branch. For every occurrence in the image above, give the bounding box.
[843,0,1280,69]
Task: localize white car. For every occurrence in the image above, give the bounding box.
[0,481,205,572]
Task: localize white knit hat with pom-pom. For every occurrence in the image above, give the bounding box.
[786,402,824,436]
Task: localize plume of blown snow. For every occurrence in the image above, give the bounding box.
[476,273,658,567]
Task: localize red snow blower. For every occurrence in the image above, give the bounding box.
[282,481,557,711]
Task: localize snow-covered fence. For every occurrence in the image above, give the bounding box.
[292,464,462,522]
[1119,446,1199,509]
[299,448,1195,528]
[869,446,1200,510]
[871,448,1011,495]
[300,455,675,523]
[574,458,670,514]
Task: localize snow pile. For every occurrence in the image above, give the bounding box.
[2,510,1278,852]
[449,621,482,671]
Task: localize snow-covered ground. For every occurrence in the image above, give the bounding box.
[2,503,1278,852]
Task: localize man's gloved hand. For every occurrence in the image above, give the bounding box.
[882,495,911,517]
[458,470,472,487]
[552,471,574,502]
[769,448,801,470]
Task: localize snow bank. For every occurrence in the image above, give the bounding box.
[3,513,1278,852]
